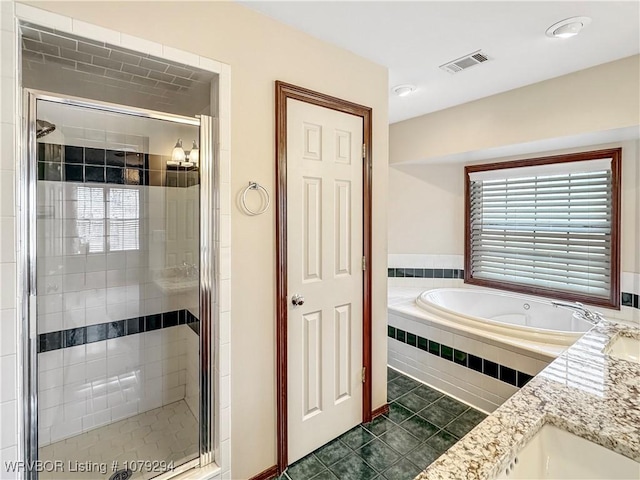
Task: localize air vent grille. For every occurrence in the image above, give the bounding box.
[440,50,491,74]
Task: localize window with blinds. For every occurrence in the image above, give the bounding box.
[76,186,140,254]
[465,149,621,308]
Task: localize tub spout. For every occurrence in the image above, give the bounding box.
[551,301,603,325]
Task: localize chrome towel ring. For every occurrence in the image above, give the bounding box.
[241,181,270,216]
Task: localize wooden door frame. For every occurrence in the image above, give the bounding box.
[275,81,373,473]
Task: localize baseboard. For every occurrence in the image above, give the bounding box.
[371,403,389,419]
[248,465,278,480]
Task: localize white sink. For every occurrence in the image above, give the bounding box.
[605,335,640,363]
[152,267,198,294]
[497,425,640,479]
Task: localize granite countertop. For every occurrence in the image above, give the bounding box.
[418,320,640,480]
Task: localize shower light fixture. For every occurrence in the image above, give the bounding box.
[546,17,592,38]
[188,140,199,166]
[171,138,186,162]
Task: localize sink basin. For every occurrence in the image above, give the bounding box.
[497,425,640,479]
[152,267,198,294]
[604,335,640,363]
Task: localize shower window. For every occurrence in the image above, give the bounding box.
[108,188,140,252]
[464,148,621,309]
[75,186,141,253]
[76,186,106,253]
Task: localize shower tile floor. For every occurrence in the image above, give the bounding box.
[39,400,198,480]
[274,368,487,480]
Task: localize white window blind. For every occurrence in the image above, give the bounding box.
[76,186,105,253]
[109,188,140,252]
[468,158,614,299]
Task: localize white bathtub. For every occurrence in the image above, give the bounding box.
[387,287,596,412]
[416,288,593,347]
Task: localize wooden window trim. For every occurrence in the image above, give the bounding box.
[464,148,622,309]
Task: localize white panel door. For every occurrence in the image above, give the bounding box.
[287,99,364,463]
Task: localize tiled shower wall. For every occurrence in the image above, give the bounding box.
[36,147,201,446]
[38,324,195,446]
[0,1,19,471]
[1,4,233,478]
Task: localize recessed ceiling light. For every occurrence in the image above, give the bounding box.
[392,84,416,97]
[546,16,592,39]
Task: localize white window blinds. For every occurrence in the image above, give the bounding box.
[468,158,614,299]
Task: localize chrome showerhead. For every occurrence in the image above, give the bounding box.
[36,119,56,139]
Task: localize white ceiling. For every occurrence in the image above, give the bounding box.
[241,1,640,124]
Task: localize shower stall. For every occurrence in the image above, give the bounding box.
[22,90,216,480]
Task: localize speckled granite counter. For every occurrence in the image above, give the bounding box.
[418,321,640,480]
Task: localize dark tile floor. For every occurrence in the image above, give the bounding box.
[274,368,487,480]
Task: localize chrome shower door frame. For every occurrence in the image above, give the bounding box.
[21,89,218,478]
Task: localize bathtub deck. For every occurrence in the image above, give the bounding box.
[388,287,424,308]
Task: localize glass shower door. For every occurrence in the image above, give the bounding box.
[32,95,205,480]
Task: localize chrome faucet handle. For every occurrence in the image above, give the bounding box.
[551,300,602,325]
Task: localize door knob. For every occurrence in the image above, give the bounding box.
[292,294,305,306]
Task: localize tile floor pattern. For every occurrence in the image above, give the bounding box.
[39,400,198,480]
[275,368,487,480]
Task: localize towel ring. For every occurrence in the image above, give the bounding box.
[241,181,270,216]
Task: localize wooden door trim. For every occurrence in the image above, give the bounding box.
[275,81,373,474]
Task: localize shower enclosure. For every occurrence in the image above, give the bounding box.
[22,90,216,480]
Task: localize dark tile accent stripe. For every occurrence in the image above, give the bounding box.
[37,308,199,353]
[621,292,640,309]
[38,143,199,188]
[186,310,200,336]
[388,267,464,279]
[387,327,533,388]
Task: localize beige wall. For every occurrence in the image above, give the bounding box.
[388,54,639,277]
[27,2,389,478]
[388,163,462,256]
[388,141,639,275]
[390,55,640,165]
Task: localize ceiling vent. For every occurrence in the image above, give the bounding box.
[439,50,491,74]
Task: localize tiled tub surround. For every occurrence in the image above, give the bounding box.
[388,268,464,280]
[419,321,640,480]
[387,326,533,389]
[621,291,640,309]
[388,254,640,326]
[388,288,552,413]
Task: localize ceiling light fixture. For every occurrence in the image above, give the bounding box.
[392,84,416,97]
[546,16,592,39]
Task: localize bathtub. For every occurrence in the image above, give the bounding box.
[416,288,593,347]
[387,287,596,412]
